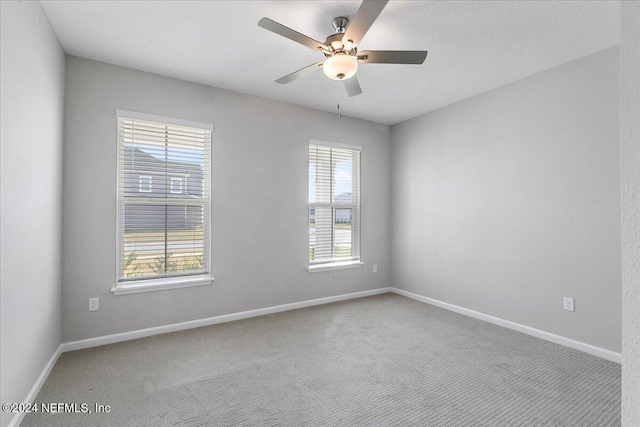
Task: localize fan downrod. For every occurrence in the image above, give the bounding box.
[332,17,349,34]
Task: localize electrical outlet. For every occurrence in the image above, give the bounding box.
[373,264,378,273]
[89,297,99,312]
[563,297,574,312]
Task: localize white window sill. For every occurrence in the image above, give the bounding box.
[111,275,214,295]
[307,261,364,273]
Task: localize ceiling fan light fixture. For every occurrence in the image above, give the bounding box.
[323,54,358,81]
[330,40,343,50]
[343,39,354,51]
[259,1,427,97]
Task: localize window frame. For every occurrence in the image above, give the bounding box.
[307,140,363,272]
[170,177,183,194]
[139,175,152,193]
[112,110,214,295]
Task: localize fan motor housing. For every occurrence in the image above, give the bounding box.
[323,33,357,57]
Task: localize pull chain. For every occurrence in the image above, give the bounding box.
[336,81,342,118]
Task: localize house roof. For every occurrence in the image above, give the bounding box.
[124,146,202,176]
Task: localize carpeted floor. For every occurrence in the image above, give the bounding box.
[22,293,620,426]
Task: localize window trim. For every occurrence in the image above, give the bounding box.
[111,274,214,295]
[307,261,364,273]
[116,109,214,131]
[309,139,362,152]
[114,110,214,294]
[308,140,362,271]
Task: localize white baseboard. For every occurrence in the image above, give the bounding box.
[61,287,393,352]
[8,345,62,427]
[15,285,618,427]
[390,287,621,364]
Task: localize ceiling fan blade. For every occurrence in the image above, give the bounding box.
[344,76,362,97]
[342,0,389,49]
[357,50,428,64]
[275,62,324,84]
[259,18,330,53]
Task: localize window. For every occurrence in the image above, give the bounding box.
[139,175,152,192]
[170,177,183,194]
[308,141,361,271]
[115,110,213,294]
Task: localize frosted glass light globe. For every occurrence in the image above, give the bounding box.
[323,54,358,80]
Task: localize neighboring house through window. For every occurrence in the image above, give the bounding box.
[308,141,361,271]
[114,110,213,294]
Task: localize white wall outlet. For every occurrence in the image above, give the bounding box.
[563,297,574,312]
[373,264,378,273]
[89,297,99,312]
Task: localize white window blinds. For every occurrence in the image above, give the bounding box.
[116,113,211,283]
[309,142,361,266]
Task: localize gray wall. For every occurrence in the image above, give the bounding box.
[621,1,640,424]
[391,47,621,352]
[62,56,391,342]
[0,2,65,426]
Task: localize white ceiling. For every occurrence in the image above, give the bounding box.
[41,1,620,125]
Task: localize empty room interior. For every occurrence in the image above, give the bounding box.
[1,1,639,426]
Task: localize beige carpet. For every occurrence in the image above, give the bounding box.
[22,293,620,426]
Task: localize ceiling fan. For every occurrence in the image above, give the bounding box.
[258,0,428,97]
